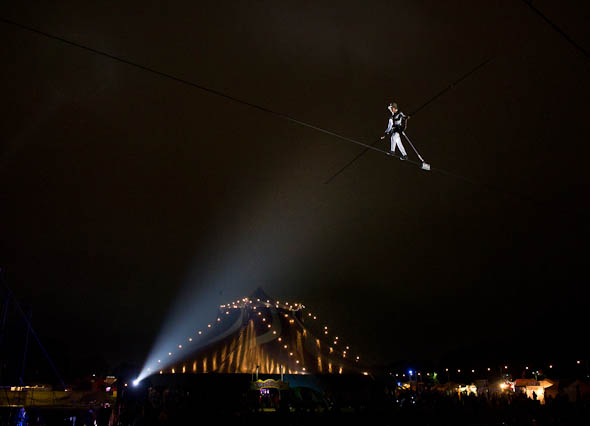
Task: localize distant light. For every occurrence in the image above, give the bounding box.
[487,367,491,371]
[106,386,111,392]
[124,383,128,387]
[504,365,508,369]
[549,365,553,368]
[577,360,581,364]
[363,372,369,376]
[189,338,192,342]
[445,368,448,372]
[198,331,202,335]
[207,324,211,328]
[313,316,317,320]
[458,369,461,373]
[409,370,413,375]
[471,369,475,373]
[158,360,161,363]
[525,366,529,370]
[168,352,172,356]
[284,345,288,349]
[132,379,140,387]
[178,345,182,349]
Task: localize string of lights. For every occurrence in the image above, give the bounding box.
[146,294,364,378]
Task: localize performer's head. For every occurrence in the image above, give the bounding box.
[388,102,398,114]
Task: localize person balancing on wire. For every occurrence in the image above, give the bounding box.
[381,102,408,160]
[380,102,431,170]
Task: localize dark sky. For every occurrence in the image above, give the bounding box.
[1,1,589,379]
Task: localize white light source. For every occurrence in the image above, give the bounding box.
[132,379,140,387]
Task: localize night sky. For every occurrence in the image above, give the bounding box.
[1,1,589,380]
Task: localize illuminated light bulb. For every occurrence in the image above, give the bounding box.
[313,316,317,320]
[178,345,182,349]
[168,352,172,356]
[363,372,368,376]
[577,360,581,364]
[226,312,229,315]
[396,374,399,377]
[266,300,269,303]
[257,299,260,301]
[302,368,306,371]
[324,326,328,330]
[284,314,288,318]
[217,318,221,322]
[308,313,312,317]
[189,338,192,342]
[258,312,261,316]
[160,371,163,374]
[403,374,405,377]
[346,346,349,350]
[278,337,282,341]
[471,369,475,373]
[427,373,430,376]
[418,373,421,376]
[356,356,360,360]
[504,366,508,369]
[549,365,553,369]
[526,366,529,370]
[207,324,211,328]
[296,360,299,364]
[253,307,256,310]
[457,369,461,373]
[272,330,276,334]
[335,336,339,340]
[324,331,328,335]
[487,367,490,371]
[289,352,293,356]
[445,368,448,372]
[198,331,202,335]
[158,360,161,363]
[267,324,271,328]
[284,345,287,349]
[262,318,266,322]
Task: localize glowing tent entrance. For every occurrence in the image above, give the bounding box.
[160,288,364,376]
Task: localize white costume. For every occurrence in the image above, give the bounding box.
[384,111,407,157]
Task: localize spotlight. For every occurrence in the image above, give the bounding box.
[132,379,140,387]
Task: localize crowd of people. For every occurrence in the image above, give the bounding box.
[2,380,588,425]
